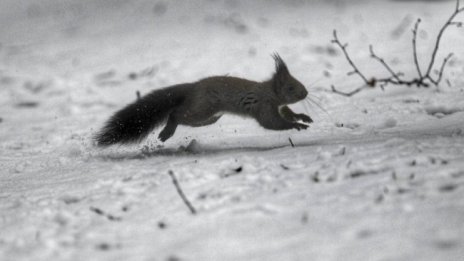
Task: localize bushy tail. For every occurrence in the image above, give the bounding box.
[94,84,189,146]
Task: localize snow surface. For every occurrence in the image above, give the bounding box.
[1,0,464,260]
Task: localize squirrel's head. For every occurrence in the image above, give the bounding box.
[270,53,308,104]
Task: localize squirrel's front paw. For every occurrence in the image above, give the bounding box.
[297,113,313,123]
[293,123,309,131]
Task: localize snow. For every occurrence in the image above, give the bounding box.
[1,0,464,260]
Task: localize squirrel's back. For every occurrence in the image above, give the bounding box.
[191,76,265,115]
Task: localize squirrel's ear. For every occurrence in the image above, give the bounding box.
[271,53,290,87]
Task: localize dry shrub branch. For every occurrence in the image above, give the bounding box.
[331,0,464,97]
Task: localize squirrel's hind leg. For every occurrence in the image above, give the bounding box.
[158,114,178,142]
[176,108,222,127]
[195,115,222,126]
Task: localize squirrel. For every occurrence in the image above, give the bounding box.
[94,53,312,146]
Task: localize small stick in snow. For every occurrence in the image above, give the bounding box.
[222,166,243,178]
[312,171,320,183]
[168,170,197,215]
[136,90,141,100]
[288,137,295,148]
[375,194,384,204]
[90,206,104,215]
[89,206,122,221]
[158,221,167,229]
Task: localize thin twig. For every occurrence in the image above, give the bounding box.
[90,206,122,221]
[369,45,429,87]
[168,170,197,215]
[425,0,463,79]
[331,30,370,84]
[330,84,368,97]
[428,53,454,85]
[331,30,376,96]
[412,19,423,78]
[369,45,402,82]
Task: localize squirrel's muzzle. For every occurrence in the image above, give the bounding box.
[300,87,308,100]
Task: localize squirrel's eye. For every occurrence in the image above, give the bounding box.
[288,85,295,91]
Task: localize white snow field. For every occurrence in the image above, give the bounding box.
[1,0,464,260]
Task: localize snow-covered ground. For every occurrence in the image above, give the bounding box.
[1,0,464,260]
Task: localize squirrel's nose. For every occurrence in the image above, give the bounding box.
[302,88,308,98]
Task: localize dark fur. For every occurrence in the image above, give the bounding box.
[94,54,311,147]
[94,84,191,146]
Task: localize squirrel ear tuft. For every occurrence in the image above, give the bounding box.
[271,53,290,87]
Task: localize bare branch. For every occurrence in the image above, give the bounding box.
[331,84,368,97]
[330,0,463,96]
[168,170,197,215]
[332,30,370,84]
[428,53,454,85]
[369,45,401,82]
[412,19,423,78]
[425,0,464,76]
[449,21,463,27]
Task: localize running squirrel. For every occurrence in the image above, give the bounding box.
[94,54,312,146]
